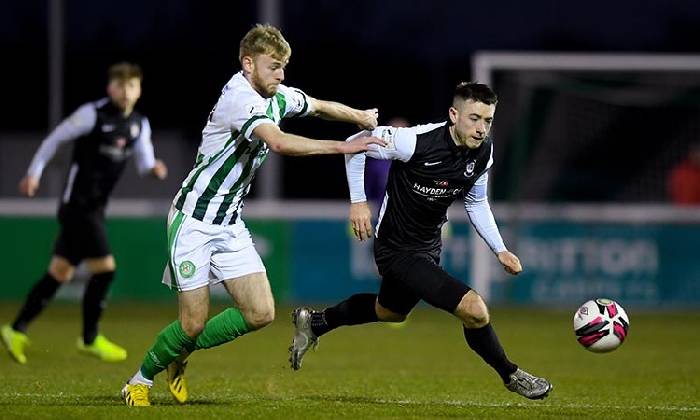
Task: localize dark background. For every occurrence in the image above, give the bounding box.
[3,0,700,199]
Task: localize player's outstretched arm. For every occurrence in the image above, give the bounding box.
[252,124,384,156]
[20,103,96,197]
[308,97,378,130]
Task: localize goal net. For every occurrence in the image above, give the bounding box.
[469,53,700,302]
[474,53,700,203]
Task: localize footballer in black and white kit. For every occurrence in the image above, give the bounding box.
[290,82,552,401]
[2,63,167,365]
[30,97,159,262]
[345,121,504,314]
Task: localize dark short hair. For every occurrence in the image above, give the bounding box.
[453,82,497,105]
[108,62,143,82]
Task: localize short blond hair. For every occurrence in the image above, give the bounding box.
[239,24,291,63]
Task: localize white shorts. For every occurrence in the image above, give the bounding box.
[162,207,266,292]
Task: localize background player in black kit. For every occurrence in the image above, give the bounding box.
[1,62,168,364]
[289,82,552,400]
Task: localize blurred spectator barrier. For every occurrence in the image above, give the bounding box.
[1,199,698,307]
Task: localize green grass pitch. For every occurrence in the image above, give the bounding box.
[0,302,698,419]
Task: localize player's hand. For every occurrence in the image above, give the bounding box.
[151,159,168,180]
[18,175,40,197]
[349,201,373,241]
[339,136,385,154]
[357,108,378,130]
[497,251,522,275]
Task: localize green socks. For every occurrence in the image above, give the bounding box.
[139,308,251,380]
[140,321,196,380]
[195,308,250,350]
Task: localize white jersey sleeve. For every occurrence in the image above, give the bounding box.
[27,103,96,179]
[344,130,371,203]
[277,84,314,119]
[365,126,417,162]
[344,125,418,203]
[463,171,507,254]
[211,84,275,142]
[133,116,156,176]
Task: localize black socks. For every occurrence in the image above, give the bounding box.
[305,293,517,384]
[311,293,379,336]
[82,271,115,344]
[463,324,518,383]
[12,272,62,333]
[12,270,115,344]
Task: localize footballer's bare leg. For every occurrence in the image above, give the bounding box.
[49,256,76,282]
[123,286,208,406]
[456,290,552,400]
[222,271,275,331]
[84,255,116,274]
[179,286,211,338]
[159,286,210,404]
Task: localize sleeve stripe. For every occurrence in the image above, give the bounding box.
[298,90,309,115]
[241,115,273,138]
[287,88,309,118]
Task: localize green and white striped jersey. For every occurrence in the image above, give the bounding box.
[173,71,312,224]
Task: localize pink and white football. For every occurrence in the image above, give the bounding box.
[573,298,630,353]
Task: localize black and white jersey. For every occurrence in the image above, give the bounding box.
[345,122,506,256]
[27,98,156,211]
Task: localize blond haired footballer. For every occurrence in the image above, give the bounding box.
[121,24,383,406]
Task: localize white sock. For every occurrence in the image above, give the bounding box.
[128,369,153,387]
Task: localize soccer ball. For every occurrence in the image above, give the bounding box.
[573,298,630,353]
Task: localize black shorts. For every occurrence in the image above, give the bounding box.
[374,241,471,316]
[53,206,111,266]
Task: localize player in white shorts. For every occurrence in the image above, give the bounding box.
[121,24,384,407]
[162,206,265,292]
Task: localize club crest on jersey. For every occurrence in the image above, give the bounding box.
[464,160,476,178]
[130,123,140,138]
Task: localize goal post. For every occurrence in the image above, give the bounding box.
[470,52,700,301]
